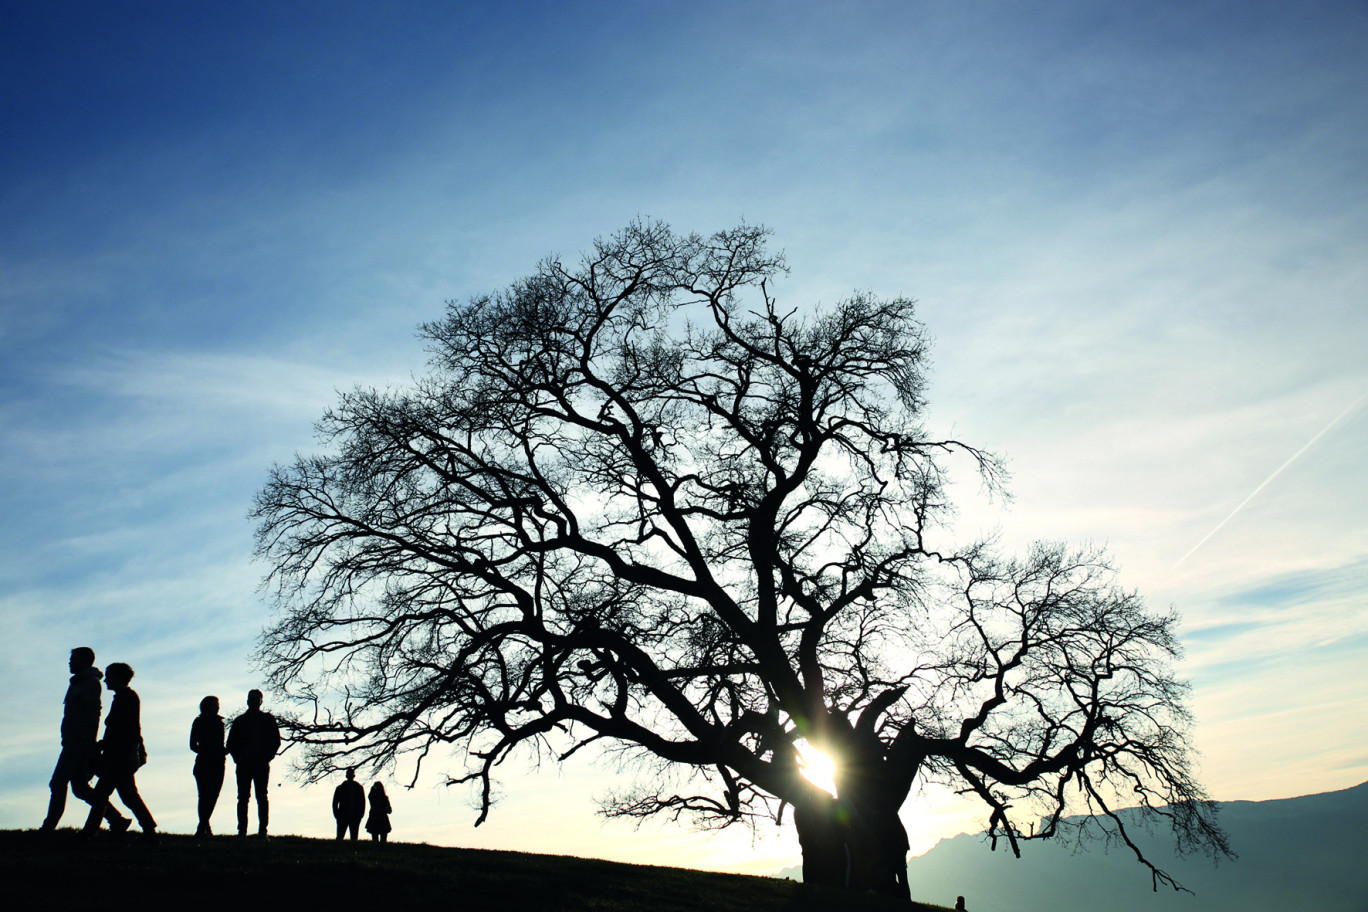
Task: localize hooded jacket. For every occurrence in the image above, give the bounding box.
[61,666,104,746]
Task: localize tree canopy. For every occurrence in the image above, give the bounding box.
[254,220,1229,896]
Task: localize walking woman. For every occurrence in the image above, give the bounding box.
[189,695,226,836]
[365,782,392,842]
[81,663,157,838]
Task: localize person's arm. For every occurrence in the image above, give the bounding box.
[190,717,202,754]
[265,714,281,759]
[125,689,143,749]
[71,676,103,742]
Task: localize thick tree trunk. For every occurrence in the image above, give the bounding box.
[845,796,911,900]
[794,792,910,899]
[793,795,849,888]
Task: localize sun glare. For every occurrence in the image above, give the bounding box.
[795,739,839,797]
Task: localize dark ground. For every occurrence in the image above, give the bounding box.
[0,829,952,912]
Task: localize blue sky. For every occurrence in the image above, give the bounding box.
[2,0,1366,879]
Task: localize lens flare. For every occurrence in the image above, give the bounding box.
[795,739,838,797]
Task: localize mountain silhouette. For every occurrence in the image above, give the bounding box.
[892,781,1368,911]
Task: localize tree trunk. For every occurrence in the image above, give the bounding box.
[844,795,911,900]
[793,795,849,888]
[794,792,910,900]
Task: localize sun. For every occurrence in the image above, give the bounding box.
[795,739,839,797]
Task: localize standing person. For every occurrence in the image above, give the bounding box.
[365,782,392,843]
[189,695,226,836]
[332,769,365,841]
[40,648,130,832]
[225,689,280,838]
[80,663,157,838]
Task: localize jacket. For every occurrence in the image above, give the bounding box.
[190,714,226,767]
[333,779,365,821]
[226,709,281,766]
[365,790,392,834]
[61,666,103,746]
[99,687,144,777]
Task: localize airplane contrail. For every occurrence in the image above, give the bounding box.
[1174,386,1368,569]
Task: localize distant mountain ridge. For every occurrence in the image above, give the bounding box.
[898,781,1368,912]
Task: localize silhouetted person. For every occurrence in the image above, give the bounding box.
[332,769,365,840]
[954,896,967,911]
[40,648,130,832]
[189,695,226,836]
[226,688,280,837]
[81,662,157,838]
[365,782,392,842]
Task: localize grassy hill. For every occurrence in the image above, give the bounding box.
[0,829,952,911]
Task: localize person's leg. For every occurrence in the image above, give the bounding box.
[200,763,225,833]
[114,775,157,833]
[46,746,123,829]
[253,763,270,835]
[194,769,207,833]
[194,768,212,834]
[205,762,224,824]
[336,819,345,840]
[349,820,359,840]
[80,777,117,834]
[41,754,70,830]
[70,773,127,827]
[235,764,251,836]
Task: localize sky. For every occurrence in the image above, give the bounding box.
[2,0,1366,881]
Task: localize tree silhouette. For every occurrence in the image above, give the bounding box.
[254,220,1230,896]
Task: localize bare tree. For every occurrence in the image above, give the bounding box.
[253,220,1230,897]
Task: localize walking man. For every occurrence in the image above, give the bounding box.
[226,689,280,838]
[332,769,365,840]
[39,647,129,832]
